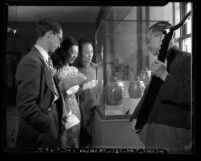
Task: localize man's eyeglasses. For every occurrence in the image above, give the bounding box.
[54,33,63,43]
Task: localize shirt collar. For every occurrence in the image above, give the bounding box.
[35,44,50,63]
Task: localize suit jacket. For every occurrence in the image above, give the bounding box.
[15,47,64,151]
[131,46,191,130]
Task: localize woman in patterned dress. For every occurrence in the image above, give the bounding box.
[51,36,81,148]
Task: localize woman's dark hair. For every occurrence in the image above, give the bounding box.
[73,38,93,68]
[51,36,78,69]
[35,17,62,38]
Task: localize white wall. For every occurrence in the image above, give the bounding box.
[149,3,173,23]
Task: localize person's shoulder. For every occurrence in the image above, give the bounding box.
[177,49,191,59]
[175,49,191,66]
[96,62,103,69]
[70,65,78,72]
[16,47,43,78]
[19,49,33,63]
[90,62,98,69]
[19,47,43,66]
[174,45,191,56]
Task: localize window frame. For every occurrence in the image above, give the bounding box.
[174,2,192,52]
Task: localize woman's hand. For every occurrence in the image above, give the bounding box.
[66,85,80,95]
[131,119,137,132]
[150,59,168,82]
[82,80,98,90]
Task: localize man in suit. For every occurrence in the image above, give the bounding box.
[15,17,64,151]
[130,21,192,153]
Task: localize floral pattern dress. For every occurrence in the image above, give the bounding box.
[57,65,81,148]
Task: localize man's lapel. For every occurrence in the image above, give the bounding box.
[34,47,56,94]
[53,76,63,100]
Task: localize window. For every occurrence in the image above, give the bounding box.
[174,2,192,53]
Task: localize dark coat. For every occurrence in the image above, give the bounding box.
[131,46,192,130]
[15,47,64,151]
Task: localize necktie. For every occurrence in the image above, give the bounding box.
[47,57,56,76]
[47,57,59,101]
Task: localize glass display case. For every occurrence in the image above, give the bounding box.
[95,19,159,118]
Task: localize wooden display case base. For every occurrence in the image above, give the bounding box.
[94,110,145,149]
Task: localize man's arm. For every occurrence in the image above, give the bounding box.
[151,53,191,109]
[16,56,51,133]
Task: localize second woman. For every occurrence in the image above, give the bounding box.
[52,36,80,148]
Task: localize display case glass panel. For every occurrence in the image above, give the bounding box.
[95,20,159,118]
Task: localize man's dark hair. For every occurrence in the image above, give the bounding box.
[35,17,62,38]
[52,36,78,69]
